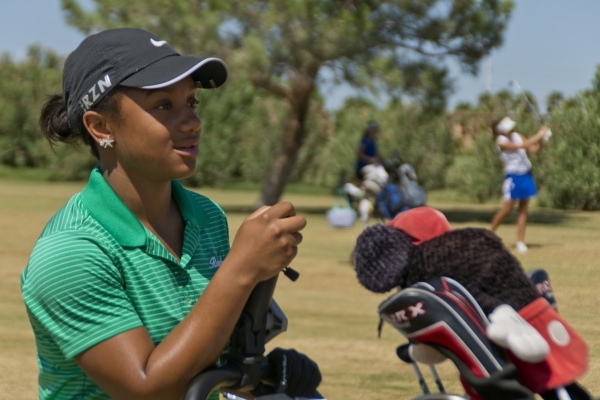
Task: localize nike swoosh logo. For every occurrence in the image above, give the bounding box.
[150,39,167,47]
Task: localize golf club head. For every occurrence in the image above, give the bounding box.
[397,343,413,364]
[527,268,558,310]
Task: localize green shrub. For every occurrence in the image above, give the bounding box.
[376,109,454,190]
[446,133,503,202]
[184,77,285,186]
[298,98,454,190]
[0,48,62,168]
[538,92,600,210]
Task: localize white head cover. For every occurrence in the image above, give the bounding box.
[495,116,516,135]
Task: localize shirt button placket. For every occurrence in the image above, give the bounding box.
[177,267,194,310]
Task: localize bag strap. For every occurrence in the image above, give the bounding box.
[333,187,352,209]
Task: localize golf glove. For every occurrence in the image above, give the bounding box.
[542,128,552,144]
[267,347,321,398]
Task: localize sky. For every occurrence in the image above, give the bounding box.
[1,0,600,112]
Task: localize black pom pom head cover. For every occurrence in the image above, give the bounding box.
[353,224,413,293]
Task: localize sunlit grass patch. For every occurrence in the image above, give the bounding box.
[2,180,599,399]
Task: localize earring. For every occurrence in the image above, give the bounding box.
[99,137,114,148]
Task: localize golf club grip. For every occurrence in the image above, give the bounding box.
[245,276,279,332]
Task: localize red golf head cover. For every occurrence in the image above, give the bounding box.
[511,298,588,393]
[386,206,453,245]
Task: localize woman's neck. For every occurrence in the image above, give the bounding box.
[102,166,185,260]
[101,166,174,228]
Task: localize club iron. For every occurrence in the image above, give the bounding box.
[509,80,543,124]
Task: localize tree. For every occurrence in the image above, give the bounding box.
[539,66,600,210]
[62,0,514,205]
[0,46,63,167]
[446,88,542,203]
[546,90,564,114]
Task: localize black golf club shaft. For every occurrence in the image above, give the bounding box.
[429,365,445,393]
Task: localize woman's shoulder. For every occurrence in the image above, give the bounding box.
[185,190,223,210]
[28,194,123,279]
[39,193,114,242]
[39,193,90,237]
[496,134,510,144]
[184,189,228,225]
[512,132,525,142]
[24,222,118,294]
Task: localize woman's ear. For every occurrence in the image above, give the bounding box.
[82,110,113,146]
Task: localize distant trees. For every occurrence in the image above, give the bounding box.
[5,1,599,210]
[0,47,62,168]
[61,0,514,205]
[298,98,454,191]
[446,68,600,210]
[540,66,600,210]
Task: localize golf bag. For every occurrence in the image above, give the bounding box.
[343,158,427,225]
[375,164,427,219]
[184,270,325,400]
[326,187,358,228]
[397,164,427,209]
[378,276,592,400]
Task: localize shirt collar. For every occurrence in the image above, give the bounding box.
[171,179,208,231]
[80,167,208,247]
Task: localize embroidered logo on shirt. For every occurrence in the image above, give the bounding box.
[207,247,223,269]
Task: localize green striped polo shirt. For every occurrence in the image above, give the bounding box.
[21,167,228,400]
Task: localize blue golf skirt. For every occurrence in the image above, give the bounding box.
[502,171,537,201]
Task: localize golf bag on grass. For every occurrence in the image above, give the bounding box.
[375,163,427,220]
[184,268,324,400]
[326,187,357,228]
[343,160,427,226]
[378,276,592,400]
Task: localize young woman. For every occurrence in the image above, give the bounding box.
[21,28,320,400]
[490,116,551,253]
[355,121,380,180]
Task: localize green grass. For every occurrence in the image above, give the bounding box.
[0,165,54,181]
[2,179,600,399]
[218,181,335,196]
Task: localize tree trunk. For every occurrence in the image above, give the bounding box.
[256,73,315,206]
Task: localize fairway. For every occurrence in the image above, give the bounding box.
[1,180,599,400]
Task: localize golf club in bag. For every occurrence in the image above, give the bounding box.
[395,343,466,400]
[184,267,325,400]
[378,273,592,400]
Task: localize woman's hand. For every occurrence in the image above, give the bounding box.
[525,125,551,153]
[537,125,552,144]
[227,202,307,287]
[498,126,549,152]
[535,125,549,139]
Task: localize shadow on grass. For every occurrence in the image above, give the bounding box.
[437,207,580,225]
[221,205,331,215]
[222,204,580,226]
